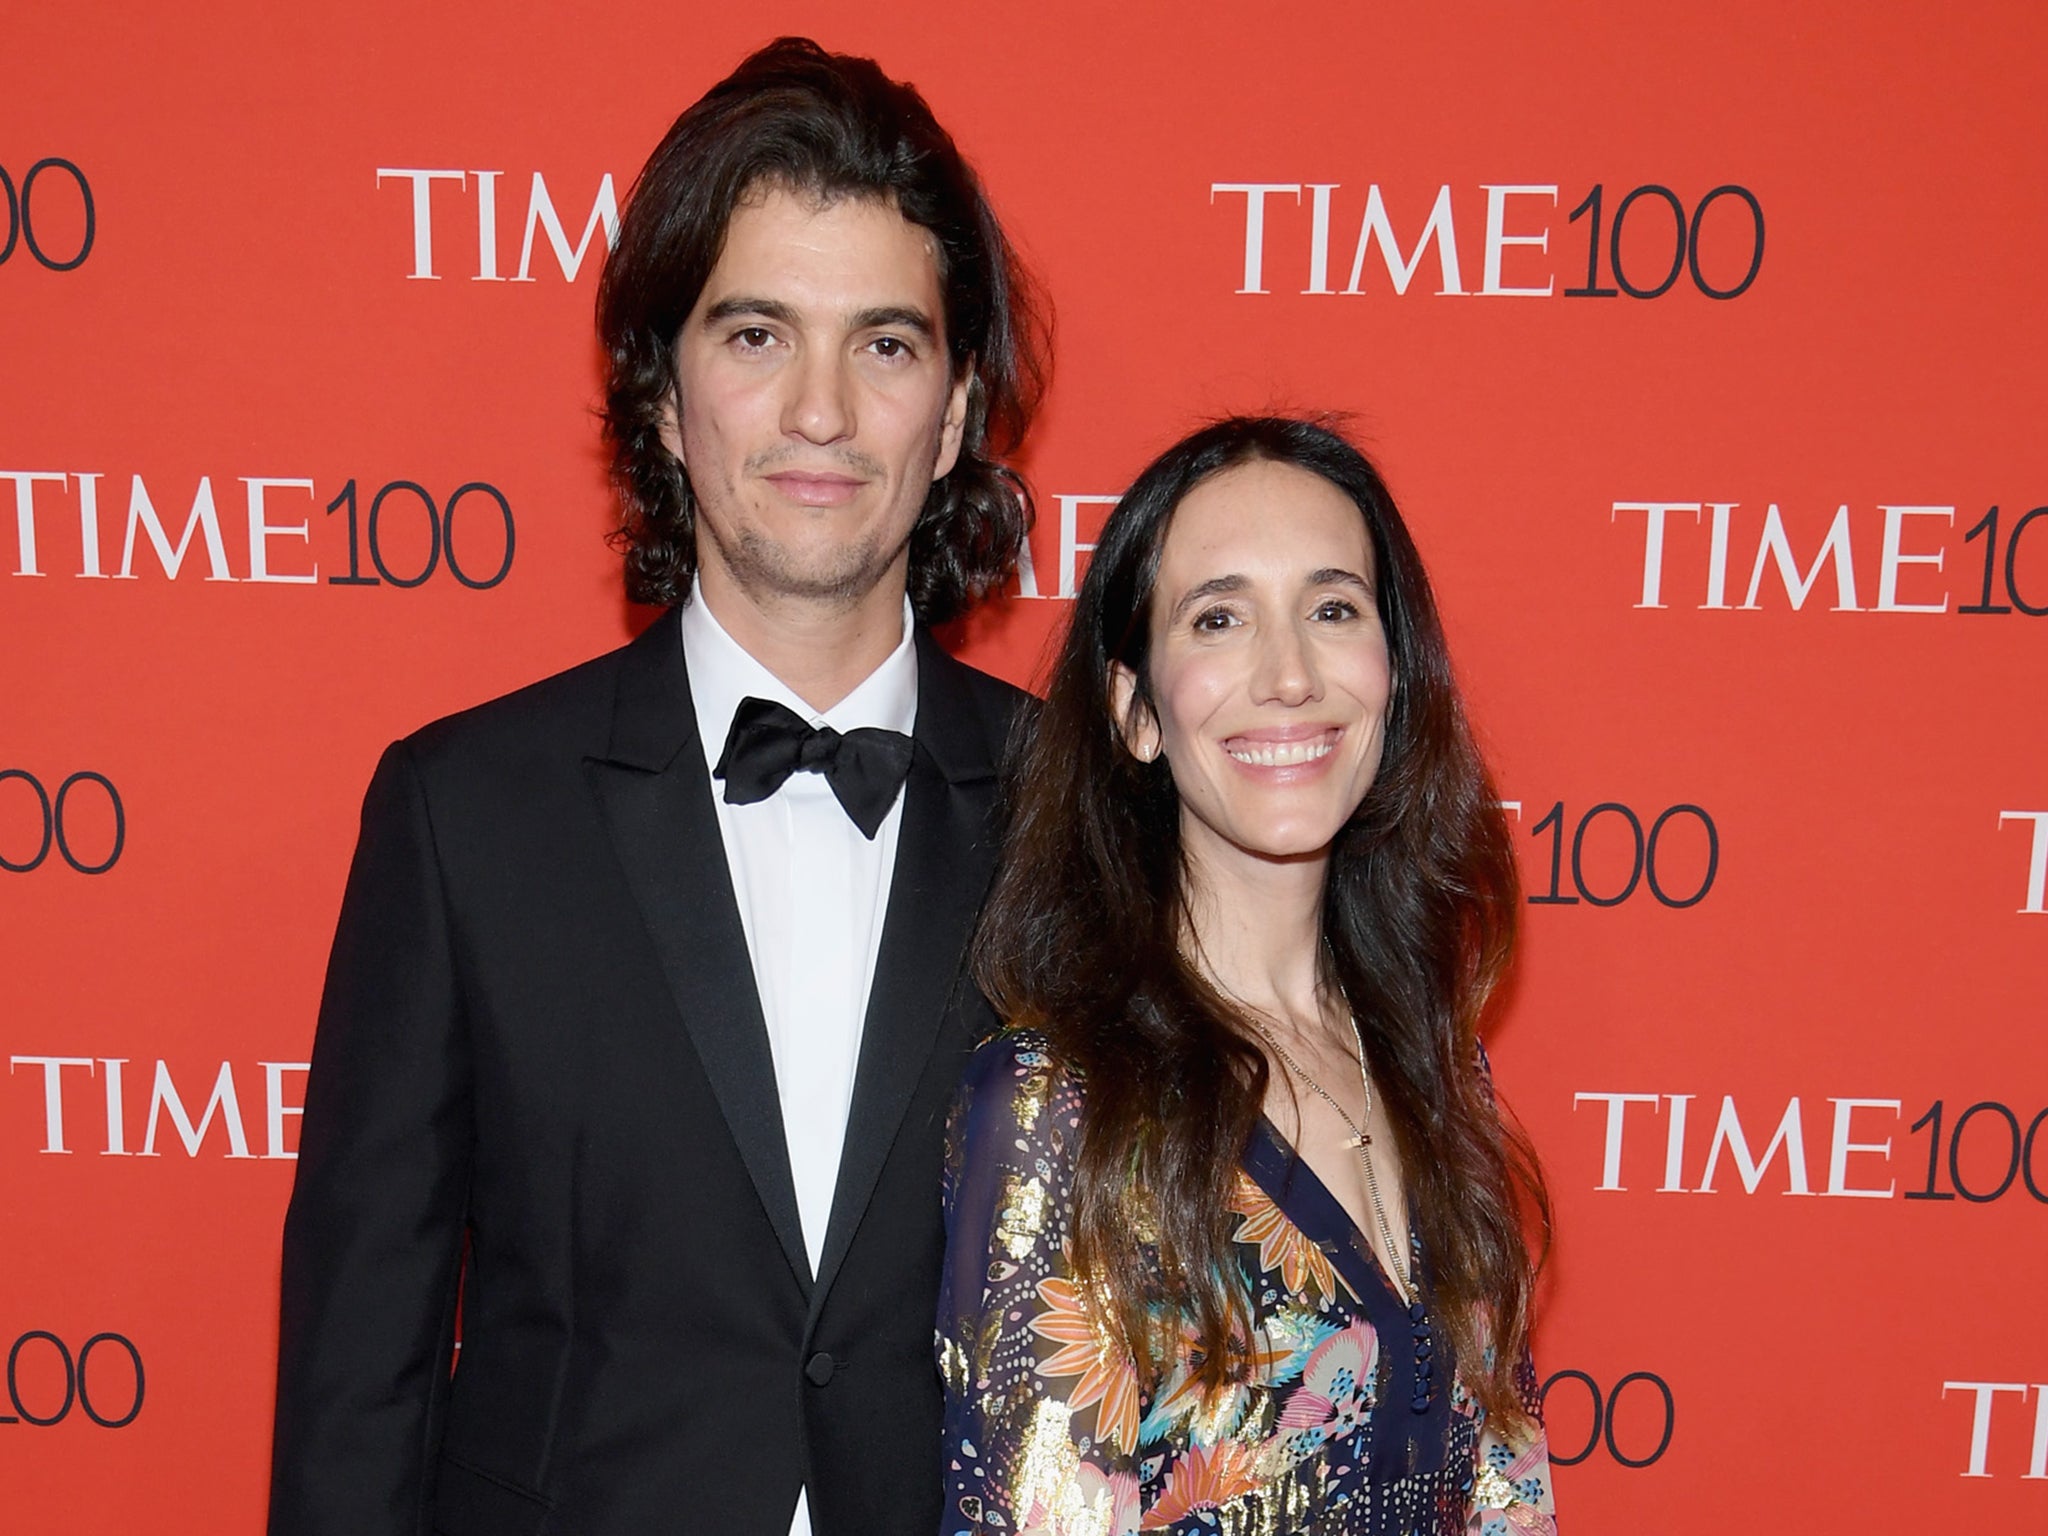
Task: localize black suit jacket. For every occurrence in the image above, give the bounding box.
[270,615,1026,1536]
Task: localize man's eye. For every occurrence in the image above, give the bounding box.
[732,327,774,349]
[869,335,912,359]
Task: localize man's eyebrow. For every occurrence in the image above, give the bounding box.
[1167,574,1249,624]
[700,296,801,328]
[848,305,937,340]
[697,299,938,342]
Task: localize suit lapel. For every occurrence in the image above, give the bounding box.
[584,614,812,1293]
[810,633,1006,1309]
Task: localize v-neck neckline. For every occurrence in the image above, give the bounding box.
[1246,1113,1417,1316]
[1243,1115,1454,1481]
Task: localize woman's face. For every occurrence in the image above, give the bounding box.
[1113,459,1394,876]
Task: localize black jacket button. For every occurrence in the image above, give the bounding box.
[805,1351,836,1387]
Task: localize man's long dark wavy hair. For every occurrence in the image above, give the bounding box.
[975,416,1550,1431]
[596,37,1048,621]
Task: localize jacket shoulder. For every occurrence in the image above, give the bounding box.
[922,640,1037,766]
[397,623,660,773]
[959,659,1035,745]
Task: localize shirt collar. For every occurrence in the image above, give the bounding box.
[678,580,919,759]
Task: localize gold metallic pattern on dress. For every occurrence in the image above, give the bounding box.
[1122,1185,1162,1246]
[1011,1396,1134,1536]
[968,1301,1006,1383]
[1472,1462,1517,1511]
[939,1335,971,1395]
[996,1171,1050,1261]
[1203,1477,1312,1536]
[1014,1068,1050,1134]
[1255,1303,1325,1367]
[1190,1376,1260,1449]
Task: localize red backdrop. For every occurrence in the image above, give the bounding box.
[6,2,2045,1529]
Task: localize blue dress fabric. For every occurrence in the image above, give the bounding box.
[937,1031,1557,1536]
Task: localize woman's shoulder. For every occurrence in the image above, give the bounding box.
[954,1025,1088,1145]
[946,1028,1090,1210]
[962,1023,1081,1094]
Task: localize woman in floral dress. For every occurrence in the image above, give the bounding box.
[939,417,1557,1535]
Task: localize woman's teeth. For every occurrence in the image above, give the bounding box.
[1226,738,1333,767]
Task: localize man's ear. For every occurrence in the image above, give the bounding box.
[1107,662,1163,763]
[931,366,972,482]
[657,387,686,467]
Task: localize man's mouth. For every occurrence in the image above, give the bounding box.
[764,471,867,506]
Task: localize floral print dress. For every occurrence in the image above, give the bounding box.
[937,1031,1557,1536]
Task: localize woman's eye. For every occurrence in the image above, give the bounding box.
[1312,598,1360,621]
[1192,607,1239,632]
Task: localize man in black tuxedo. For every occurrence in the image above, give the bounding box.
[269,38,1046,1536]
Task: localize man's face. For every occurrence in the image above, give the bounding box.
[664,185,970,615]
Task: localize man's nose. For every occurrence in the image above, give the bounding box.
[782,347,854,445]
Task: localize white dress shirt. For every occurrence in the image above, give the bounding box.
[677,586,916,1536]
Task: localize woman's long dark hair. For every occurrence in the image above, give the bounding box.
[975,415,1549,1430]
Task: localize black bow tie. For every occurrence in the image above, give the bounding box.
[713,696,914,839]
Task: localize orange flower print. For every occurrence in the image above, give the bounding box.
[1228,1174,1358,1306]
[1148,1318,1300,1441]
[1030,1274,1144,1455]
[1138,1441,1263,1528]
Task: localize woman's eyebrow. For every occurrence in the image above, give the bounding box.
[1167,573,1249,624]
[1307,566,1373,595]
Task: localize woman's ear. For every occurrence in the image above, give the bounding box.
[1108,662,1163,763]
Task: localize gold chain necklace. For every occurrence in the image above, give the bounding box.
[1246,1013,1415,1306]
